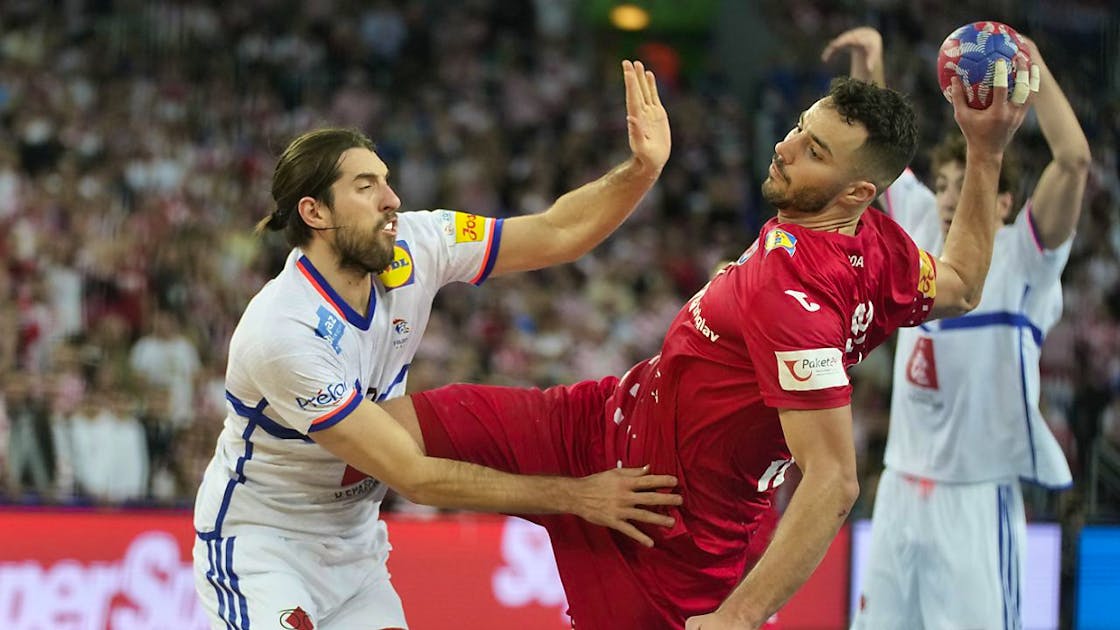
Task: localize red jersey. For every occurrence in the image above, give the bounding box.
[603,209,937,621]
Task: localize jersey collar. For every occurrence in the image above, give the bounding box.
[295,254,376,331]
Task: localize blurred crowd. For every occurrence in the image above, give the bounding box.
[0,0,1116,526]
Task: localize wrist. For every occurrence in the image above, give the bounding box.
[964,147,1005,168]
[717,599,767,628]
[621,156,663,183]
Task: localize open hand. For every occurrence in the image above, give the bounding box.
[622,60,671,176]
[821,26,883,79]
[575,464,682,547]
[949,58,1037,157]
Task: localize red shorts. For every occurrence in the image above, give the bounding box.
[412,380,681,629]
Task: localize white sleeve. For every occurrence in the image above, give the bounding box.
[249,329,363,435]
[880,169,942,252]
[387,210,504,289]
[1008,200,1073,287]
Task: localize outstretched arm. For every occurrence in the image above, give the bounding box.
[1021,38,1091,249]
[686,406,859,629]
[313,399,682,547]
[489,59,671,276]
[930,61,1035,318]
[821,27,885,87]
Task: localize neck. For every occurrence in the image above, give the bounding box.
[776,205,865,236]
[302,242,372,317]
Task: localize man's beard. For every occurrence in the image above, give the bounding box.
[761,176,838,215]
[333,226,395,275]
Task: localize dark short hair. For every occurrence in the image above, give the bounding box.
[930,131,1021,202]
[258,128,376,247]
[826,77,918,194]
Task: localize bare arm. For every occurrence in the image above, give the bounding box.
[1021,38,1091,249]
[313,399,681,547]
[930,62,1034,319]
[821,27,885,87]
[490,59,670,276]
[686,406,859,629]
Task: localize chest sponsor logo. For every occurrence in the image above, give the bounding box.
[314,305,344,354]
[783,289,820,312]
[764,228,797,257]
[917,249,936,298]
[775,348,848,391]
[378,240,415,291]
[454,212,486,243]
[686,283,721,342]
[295,381,347,411]
[905,336,940,389]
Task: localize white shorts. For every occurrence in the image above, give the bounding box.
[193,530,408,630]
[851,468,1025,630]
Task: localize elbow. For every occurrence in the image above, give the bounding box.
[840,477,860,510]
[390,460,439,507]
[1054,146,1091,174]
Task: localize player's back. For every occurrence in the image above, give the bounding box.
[605,209,935,622]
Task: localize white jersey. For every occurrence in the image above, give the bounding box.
[194,210,504,543]
[883,175,1073,486]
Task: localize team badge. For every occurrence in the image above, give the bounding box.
[279,607,314,629]
[764,229,797,257]
[378,241,415,290]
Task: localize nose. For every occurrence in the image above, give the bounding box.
[383,183,402,212]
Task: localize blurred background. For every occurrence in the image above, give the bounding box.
[0,0,1116,628]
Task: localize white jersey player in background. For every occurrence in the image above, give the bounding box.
[193,60,683,629]
[824,28,1090,629]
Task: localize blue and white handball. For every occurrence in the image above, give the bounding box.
[937,21,1031,109]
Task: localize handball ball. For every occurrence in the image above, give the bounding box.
[937,21,1030,109]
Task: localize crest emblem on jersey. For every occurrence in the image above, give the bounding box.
[378,240,415,291]
[314,305,344,354]
[454,212,485,243]
[392,317,412,349]
[764,229,797,257]
[917,249,937,298]
[905,336,940,389]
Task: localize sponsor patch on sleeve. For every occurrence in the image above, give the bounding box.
[917,249,936,298]
[775,348,848,391]
[454,212,486,243]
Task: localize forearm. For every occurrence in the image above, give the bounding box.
[939,150,1004,309]
[538,157,659,262]
[403,455,580,515]
[718,471,857,626]
[1033,61,1090,169]
[848,52,885,87]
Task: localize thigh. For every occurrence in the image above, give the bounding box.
[851,470,921,630]
[193,535,320,630]
[918,481,1022,630]
[321,572,408,630]
[412,379,614,477]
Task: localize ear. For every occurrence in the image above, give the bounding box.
[843,180,878,207]
[297,196,331,229]
[997,191,1014,222]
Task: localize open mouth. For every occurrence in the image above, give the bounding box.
[769,161,785,181]
[381,217,398,236]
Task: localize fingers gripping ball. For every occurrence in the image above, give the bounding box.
[937,21,1031,109]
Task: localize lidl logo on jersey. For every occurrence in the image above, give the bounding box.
[764,229,797,257]
[378,240,415,291]
[774,348,848,391]
[315,305,345,354]
[455,212,485,243]
[917,249,936,298]
[296,381,347,411]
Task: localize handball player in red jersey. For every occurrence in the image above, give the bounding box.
[384,69,1035,629]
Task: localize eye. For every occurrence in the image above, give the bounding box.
[809,146,820,159]
[359,184,372,191]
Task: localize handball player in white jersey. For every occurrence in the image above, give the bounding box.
[192,60,682,629]
[825,29,1089,629]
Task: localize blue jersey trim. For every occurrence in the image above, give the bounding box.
[1017,288,1039,480]
[376,363,411,401]
[307,379,363,433]
[225,391,311,442]
[920,310,1043,347]
[474,218,504,285]
[198,420,256,541]
[226,537,249,629]
[298,254,376,330]
[205,538,234,630]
